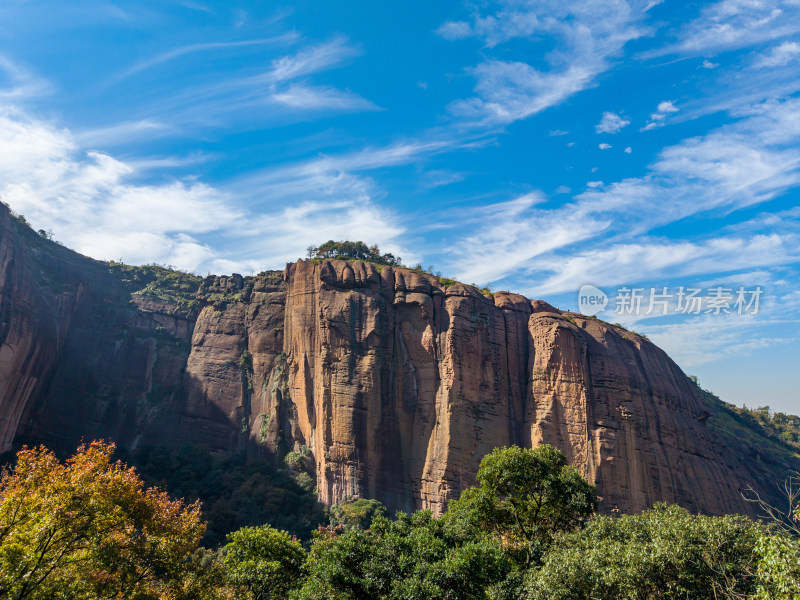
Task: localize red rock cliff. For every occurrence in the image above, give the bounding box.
[280,259,795,516]
[1,203,795,516]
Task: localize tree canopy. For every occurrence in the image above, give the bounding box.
[306,240,402,266]
[2,440,798,599]
[0,441,205,600]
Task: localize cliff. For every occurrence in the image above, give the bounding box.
[1,201,796,517]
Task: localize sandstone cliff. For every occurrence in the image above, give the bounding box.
[1,201,796,517]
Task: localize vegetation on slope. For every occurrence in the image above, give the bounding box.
[107,261,203,314]
[3,441,799,599]
[118,444,325,548]
[690,379,800,471]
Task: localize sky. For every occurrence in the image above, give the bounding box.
[0,0,798,413]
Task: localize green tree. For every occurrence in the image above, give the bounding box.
[0,441,205,600]
[328,497,387,531]
[446,444,597,567]
[753,533,800,600]
[296,510,510,600]
[222,524,306,600]
[306,240,402,266]
[525,503,768,600]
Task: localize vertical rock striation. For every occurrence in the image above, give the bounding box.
[1,202,795,517]
[281,260,794,516]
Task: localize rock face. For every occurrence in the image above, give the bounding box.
[1,201,796,517]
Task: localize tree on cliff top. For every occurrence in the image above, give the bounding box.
[0,441,206,600]
[306,240,402,266]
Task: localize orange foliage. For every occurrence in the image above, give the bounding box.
[0,441,206,600]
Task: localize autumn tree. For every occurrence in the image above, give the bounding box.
[0,441,206,600]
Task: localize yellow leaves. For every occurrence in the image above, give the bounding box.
[0,440,206,600]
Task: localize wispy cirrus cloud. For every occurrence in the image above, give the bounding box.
[753,40,800,68]
[0,55,50,100]
[652,0,800,57]
[443,97,800,294]
[270,83,379,111]
[103,34,299,88]
[104,37,376,133]
[439,0,654,126]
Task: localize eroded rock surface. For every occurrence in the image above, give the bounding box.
[1,202,796,516]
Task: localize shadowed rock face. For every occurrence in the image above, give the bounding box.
[1,201,796,516]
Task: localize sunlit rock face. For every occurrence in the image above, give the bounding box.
[1,201,795,517]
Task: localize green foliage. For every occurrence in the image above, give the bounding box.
[306,240,402,266]
[108,261,202,314]
[447,445,597,568]
[329,497,387,531]
[439,277,456,287]
[525,503,768,600]
[223,525,307,600]
[296,510,512,600]
[732,405,800,452]
[240,349,254,392]
[753,532,800,599]
[122,444,325,547]
[284,444,311,469]
[563,314,578,326]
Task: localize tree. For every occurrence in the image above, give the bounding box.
[222,524,306,600]
[0,441,205,600]
[525,503,768,600]
[296,510,510,600]
[328,497,387,531]
[445,445,597,567]
[753,533,800,600]
[745,472,800,599]
[305,240,402,266]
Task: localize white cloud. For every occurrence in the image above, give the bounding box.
[265,37,360,82]
[442,193,610,285]
[643,100,679,130]
[529,234,800,296]
[441,1,653,126]
[754,40,800,68]
[270,84,379,111]
[0,107,239,271]
[422,169,466,188]
[587,180,604,187]
[642,314,796,367]
[624,146,632,153]
[0,103,416,274]
[653,0,800,57]
[596,111,630,134]
[598,143,612,150]
[702,59,719,69]
[457,98,800,294]
[0,55,51,100]
[121,37,375,131]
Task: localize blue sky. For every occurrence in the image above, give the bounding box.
[0,0,798,412]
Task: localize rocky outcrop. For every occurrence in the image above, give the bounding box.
[1,201,796,517]
[280,259,795,516]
